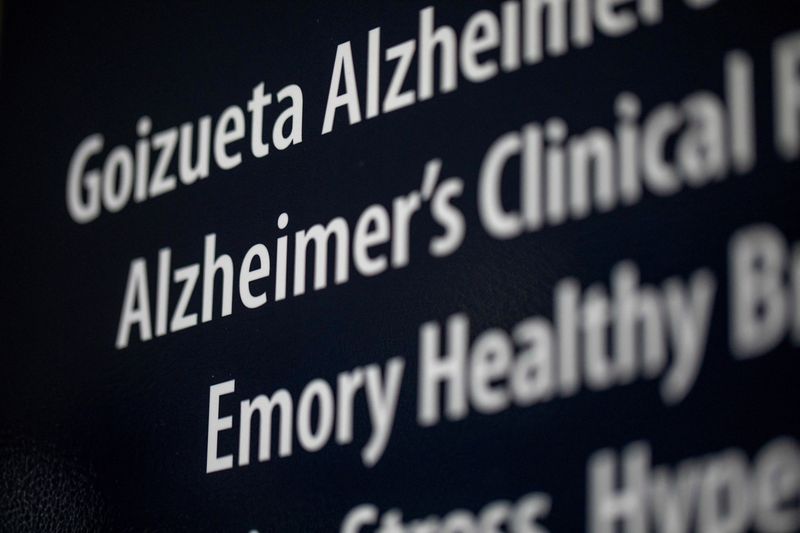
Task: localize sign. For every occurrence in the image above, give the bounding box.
[1,1,798,530]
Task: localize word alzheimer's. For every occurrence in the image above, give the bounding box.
[115,160,464,349]
[321,0,717,133]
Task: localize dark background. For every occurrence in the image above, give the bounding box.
[1,1,798,531]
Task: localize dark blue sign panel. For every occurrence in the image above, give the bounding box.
[1,1,799,531]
